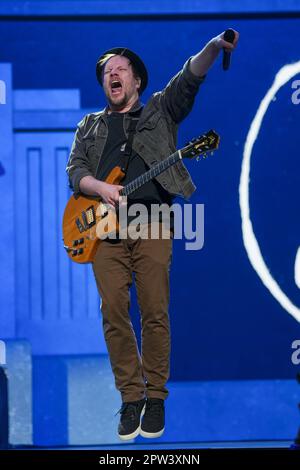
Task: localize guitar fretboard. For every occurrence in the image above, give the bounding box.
[120,151,181,197]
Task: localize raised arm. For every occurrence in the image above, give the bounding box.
[157,30,239,123]
[189,29,239,77]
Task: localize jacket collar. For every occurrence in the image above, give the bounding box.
[90,99,144,124]
[104,99,144,116]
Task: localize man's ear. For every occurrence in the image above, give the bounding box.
[136,77,142,92]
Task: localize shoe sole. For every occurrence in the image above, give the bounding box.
[118,404,146,441]
[140,427,165,439]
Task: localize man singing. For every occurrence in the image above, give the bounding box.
[66,30,239,440]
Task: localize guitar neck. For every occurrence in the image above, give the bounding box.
[120,150,182,197]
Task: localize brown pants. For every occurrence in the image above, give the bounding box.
[92,222,173,403]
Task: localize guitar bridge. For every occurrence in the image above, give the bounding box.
[76,217,84,233]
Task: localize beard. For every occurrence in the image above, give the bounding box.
[107,90,129,110]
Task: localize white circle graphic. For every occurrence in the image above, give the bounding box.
[239,61,300,323]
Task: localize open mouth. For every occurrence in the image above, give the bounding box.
[111,80,122,95]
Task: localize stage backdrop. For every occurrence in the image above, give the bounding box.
[0,1,300,384]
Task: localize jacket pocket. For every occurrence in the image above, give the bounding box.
[83,138,98,157]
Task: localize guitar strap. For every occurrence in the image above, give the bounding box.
[121,107,144,173]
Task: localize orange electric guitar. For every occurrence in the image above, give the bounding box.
[62,130,220,264]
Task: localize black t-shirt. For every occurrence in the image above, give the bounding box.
[96,111,174,225]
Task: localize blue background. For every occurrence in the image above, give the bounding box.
[1,1,300,400]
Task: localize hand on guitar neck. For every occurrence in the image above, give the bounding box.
[79,175,123,207]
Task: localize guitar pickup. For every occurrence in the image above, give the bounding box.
[82,206,96,230]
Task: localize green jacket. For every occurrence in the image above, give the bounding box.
[66,57,205,200]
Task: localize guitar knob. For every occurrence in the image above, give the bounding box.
[73,238,84,247]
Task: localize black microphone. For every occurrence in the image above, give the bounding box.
[222,28,235,71]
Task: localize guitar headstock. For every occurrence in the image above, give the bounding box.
[182,130,220,160]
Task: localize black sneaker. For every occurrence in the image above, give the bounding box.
[140,398,165,438]
[117,398,146,441]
